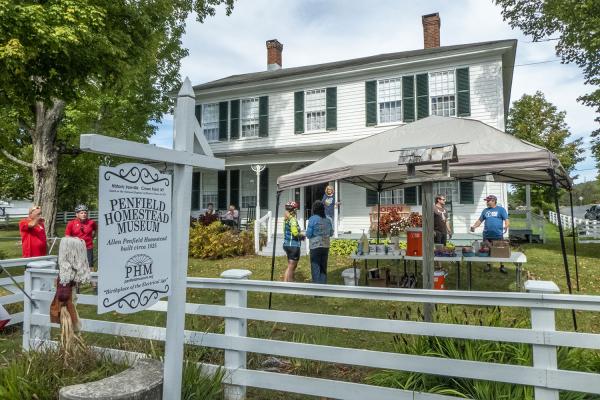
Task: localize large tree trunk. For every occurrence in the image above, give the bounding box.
[31,99,65,238]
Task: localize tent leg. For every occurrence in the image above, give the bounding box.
[268,191,282,310]
[568,190,580,291]
[551,172,577,331]
[376,187,381,269]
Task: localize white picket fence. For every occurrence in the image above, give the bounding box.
[1,211,99,226]
[20,267,600,400]
[548,211,600,243]
[0,256,57,327]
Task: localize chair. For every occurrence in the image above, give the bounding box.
[240,205,256,231]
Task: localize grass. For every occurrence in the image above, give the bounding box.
[1,222,599,399]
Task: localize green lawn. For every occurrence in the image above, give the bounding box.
[1,223,599,399]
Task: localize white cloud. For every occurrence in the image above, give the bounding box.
[151,0,598,182]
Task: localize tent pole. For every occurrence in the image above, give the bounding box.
[568,190,580,291]
[268,190,282,310]
[550,171,577,331]
[376,185,381,269]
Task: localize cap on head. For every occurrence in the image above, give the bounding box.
[484,195,497,202]
[285,201,299,211]
[75,204,88,213]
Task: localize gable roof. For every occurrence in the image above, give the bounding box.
[193,39,517,92]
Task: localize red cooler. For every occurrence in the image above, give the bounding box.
[406,228,422,256]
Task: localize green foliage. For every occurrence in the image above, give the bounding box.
[560,181,600,205]
[0,346,126,400]
[494,0,600,178]
[507,92,584,211]
[330,239,358,256]
[189,222,255,259]
[182,361,224,400]
[367,306,600,399]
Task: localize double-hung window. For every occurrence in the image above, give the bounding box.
[429,70,456,117]
[380,188,405,205]
[433,181,458,204]
[305,89,326,132]
[241,169,257,208]
[202,103,219,142]
[241,97,260,138]
[378,78,402,124]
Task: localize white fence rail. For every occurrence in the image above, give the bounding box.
[0,256,57,327]
[1,211,98,225]
[23,267,600,400]
[548,211,600,243]
[254,211,272,253]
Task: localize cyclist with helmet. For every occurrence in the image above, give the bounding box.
[283,201,303,282]
[65,204,98,271]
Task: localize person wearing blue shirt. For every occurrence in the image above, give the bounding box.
[282,201,303,282]
[321,185,338,220]
[470,194,510,273]
[306,200,334,284]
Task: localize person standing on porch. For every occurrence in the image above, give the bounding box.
[306,200,334,284]
[470,195,510,273]
[321,185,339,221]
[434,194,452,246]
[282,201,302,282]
[65,204,98,270]
[19,205,47,258]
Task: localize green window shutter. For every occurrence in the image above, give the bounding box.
[366,189,378,206]
[218,101,228,141]
[294,91,304,134]
[456,68,471,117]
[365,81,377,126]
[259,96,269,137]
[459,180,474,204]
[416,73,429,119]
[405,186,417,205]
[230,99,240,140]
[217,170,227,210]
[326,87,337,131]
[229,170,240,209]
[195,104,202,126]
[260,168,269,209]
[402,75,415,123]
[191,171,200,210]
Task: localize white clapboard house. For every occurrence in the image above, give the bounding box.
[188,13,516,238]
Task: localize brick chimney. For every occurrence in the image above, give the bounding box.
[266,39,283,71]
[422,13,441,48]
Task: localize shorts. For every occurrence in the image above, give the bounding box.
[434,231,447,245]
[283,245,301,261]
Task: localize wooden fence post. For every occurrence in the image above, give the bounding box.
[221,269,252,400]
[525,280,560,400]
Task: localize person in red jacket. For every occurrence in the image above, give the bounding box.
[19,205,47,258]
[65,204,98,270]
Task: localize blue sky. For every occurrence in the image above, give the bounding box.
[151,0,598,183]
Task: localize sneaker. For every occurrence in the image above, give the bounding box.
[484,264,492,272]
[499,265,508,274]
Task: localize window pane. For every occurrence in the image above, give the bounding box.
[433,181,458,203]
[201,171,218,209]
[241,98,259,138]
[429,71,456,117]
[377,78,402,123]
[202,103,219,142]
[241,169,257,208]
[305,89,326,132]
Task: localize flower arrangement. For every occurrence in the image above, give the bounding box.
[409,212,423,228]
[389,217,410,236]
[379,211,411,235]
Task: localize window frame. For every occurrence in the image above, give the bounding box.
[240,97,260,139]
[376,77,403,126]
[428,69,458,117]
[201,103,220,143]
[303,87,327,133]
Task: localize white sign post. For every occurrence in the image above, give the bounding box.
[97,163,172,314]
[80,78,224,400]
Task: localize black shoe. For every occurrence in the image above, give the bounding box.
[499,266,508,274]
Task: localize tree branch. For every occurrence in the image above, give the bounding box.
[0,149,33,169]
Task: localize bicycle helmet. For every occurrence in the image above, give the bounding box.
[285,201,299,211]
[75,204,88,213]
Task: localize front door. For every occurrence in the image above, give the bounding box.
[303,184,326,228]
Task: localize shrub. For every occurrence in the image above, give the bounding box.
[366,307,600,399]
[330,239,358,256]
[189,222,255,259]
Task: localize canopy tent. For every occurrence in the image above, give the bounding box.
[278,116,571,191]
[271,116,578,328]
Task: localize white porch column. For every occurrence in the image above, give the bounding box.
[250,164,265,220]
[334,180,339,238]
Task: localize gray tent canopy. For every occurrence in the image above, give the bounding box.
[277,116,571,191]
